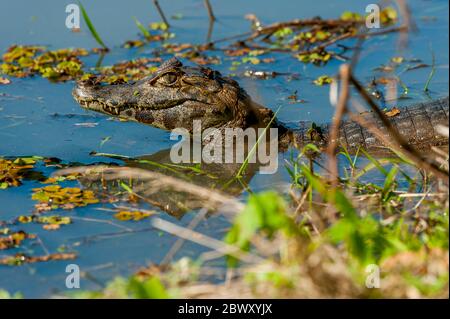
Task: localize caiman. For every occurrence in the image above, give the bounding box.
[73,57,449,153]
[72,58,449,217]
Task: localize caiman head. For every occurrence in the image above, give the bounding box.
[72,57,267,132]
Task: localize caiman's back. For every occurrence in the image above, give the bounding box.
[292,97,449,153]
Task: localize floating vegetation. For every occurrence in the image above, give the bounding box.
[0,2,448,300]
[210,7,399,68]
[0,156,79,190]
[31,185,99,211]
[121,19,174,48]
[1,45,88,82]
[0,253,76,266]
[93,57,161,83]
[41,173,81,185]
[150,22,169,32]
[287,91,305,104]
[122,40,146,49]
[0,6,402,88]
[18,214,72,227]
[0,230,36,250]
[114,211,155,221]
[297,50,332,65]
[313,75,333,86]
[0,157,41,189]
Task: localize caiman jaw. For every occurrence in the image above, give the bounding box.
[73,81,133,116]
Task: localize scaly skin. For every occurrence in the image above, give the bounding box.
[292,96,449,152]
[73,57,261,132]
[73,57,449,151]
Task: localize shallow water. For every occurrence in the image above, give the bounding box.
[0,0,448,297]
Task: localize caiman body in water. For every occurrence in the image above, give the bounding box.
[73,58,449,217]
[73,57,449,152]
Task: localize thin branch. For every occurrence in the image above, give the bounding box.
[204,0,216,22]
[160,208,208,266]
[152,217,264,264]
[346,82,449,181]
[210,18,360,45]
[395,0,416,48]
[152,0,170,28]
[206,19,215,43]
[327,64,351,187]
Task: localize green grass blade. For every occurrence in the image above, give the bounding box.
[133,17,151,38]
[355,148,388,179]
[78,1,108,49]
[236,106,282,178]
[424,51,435,92]
[119,181,134,194]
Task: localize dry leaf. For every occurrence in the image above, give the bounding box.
[43,224,61,231]
[385,107,401,117]
[0,77,11,85]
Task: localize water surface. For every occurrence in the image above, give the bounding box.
[0,0,448,297]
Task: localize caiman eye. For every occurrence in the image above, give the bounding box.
[158,73,178,86]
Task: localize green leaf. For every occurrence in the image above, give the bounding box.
[150,22,168,31]
[128,276,169,299]
[119,181,133,194]
[241,57,260,65]
[273,27,293,38]
[225,191,296,267]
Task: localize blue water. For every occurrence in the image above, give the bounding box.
[0,0,448,297]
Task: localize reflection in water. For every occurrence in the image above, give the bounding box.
[0,0,448,297]
[82,138,266,218]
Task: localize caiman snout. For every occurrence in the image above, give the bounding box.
[73,80,98,103]
[72,80,132,115]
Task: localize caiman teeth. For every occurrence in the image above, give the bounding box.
[77,98,123,115]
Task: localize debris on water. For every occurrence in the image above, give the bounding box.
[245,14,263,31]
[243,70,276,79]
[297,50,332,66]
[0,157,40,189]
[123,40,146,48]
[0,230,36,250]
[18,214,72,227]
[114,211,155,221]
[171,13,184,20]
[74,122,99,127]
[0,253,76,266]
[385,107,401,117]
[313,75,333,86]
[391,56,404,64]
[0,77,11,84]
[1,45,87,81]
[31,185,99,211]
[404,63,429,72]
[287,90,306,104]
[225,47,252,57]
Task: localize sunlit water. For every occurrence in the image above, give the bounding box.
[0,0,448,297]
